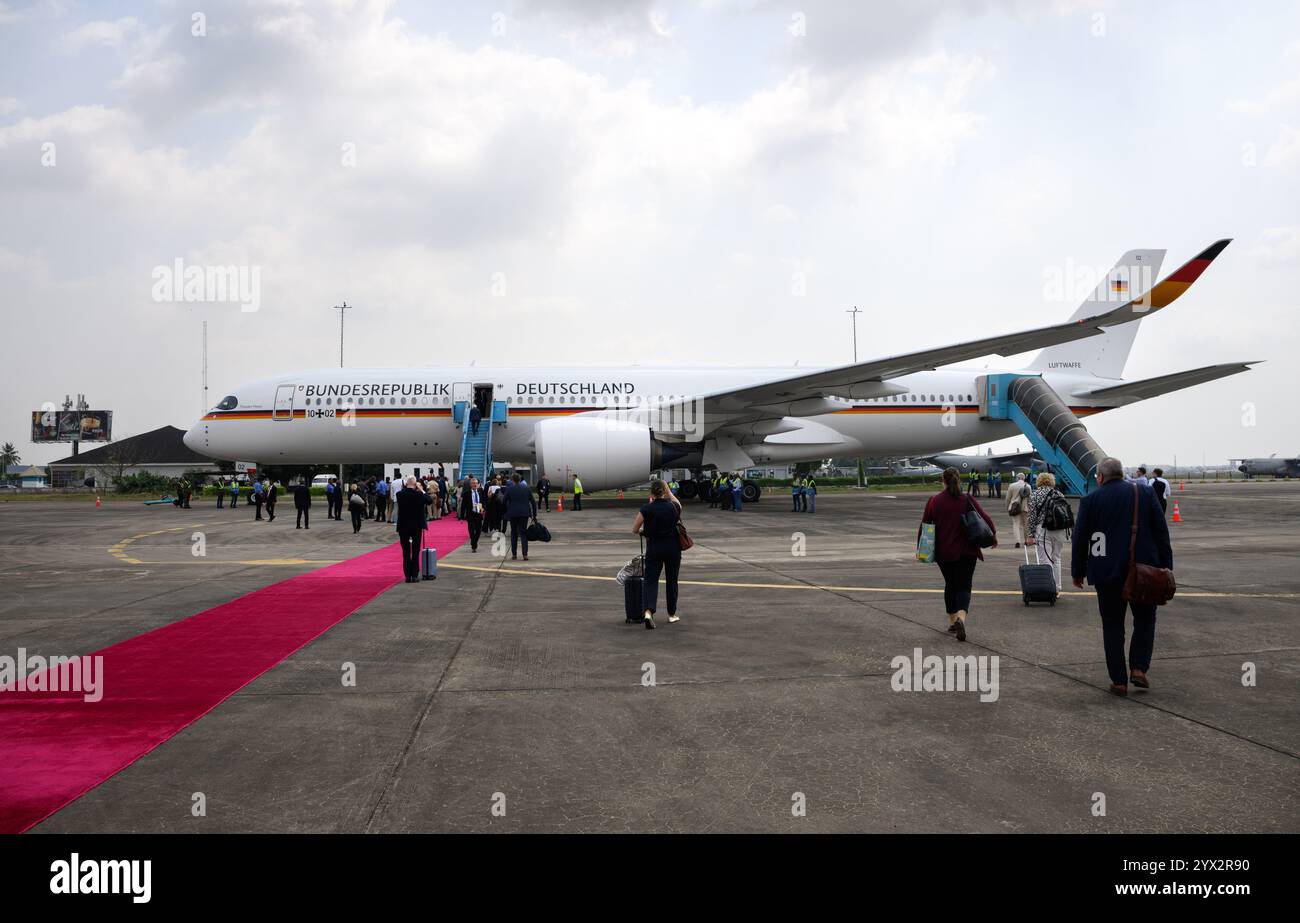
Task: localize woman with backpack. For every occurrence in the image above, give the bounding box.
[918,467,997,642]
[1026,472,1072,592]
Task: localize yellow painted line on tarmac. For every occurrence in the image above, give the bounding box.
[437,562,1300,599]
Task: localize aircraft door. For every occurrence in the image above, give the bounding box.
[273,384,296,421]
[452,382,472,407]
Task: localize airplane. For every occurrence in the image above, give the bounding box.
[185,241,1257,498]
[889,459,944,476]
[1235,455,1300,479]
[924,449,1042,474]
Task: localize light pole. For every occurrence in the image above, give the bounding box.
[333,302,351,487]
[333,302,351,368]
[847,306,864,487]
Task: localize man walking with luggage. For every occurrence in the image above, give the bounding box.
[395,476,428,583]
[504,473,538,560]
[1071,457,1173,697]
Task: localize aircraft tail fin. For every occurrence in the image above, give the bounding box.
[1027,248,1165,378]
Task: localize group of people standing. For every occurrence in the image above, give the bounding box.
[920,459,1173,696]
[705,473,747,511]
[965,470,1003,497]
[789,474,818,512]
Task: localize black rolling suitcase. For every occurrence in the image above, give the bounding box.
[618,537,645,623]
[623,576,645,623]
[1019,544,1058,606]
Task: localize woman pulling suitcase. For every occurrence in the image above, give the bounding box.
[632,479,685,630]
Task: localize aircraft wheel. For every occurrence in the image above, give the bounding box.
[678,480,698,500]
[741,480,762,503]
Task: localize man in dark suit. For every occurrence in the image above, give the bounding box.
[504,473,538,560]
[293,477,311,529]
[264,478,278,522]
[468,404,482,436]
[458,476,485,552]
[1071,457,1174,696]
[536,475,551,512]
[394,477,428,582]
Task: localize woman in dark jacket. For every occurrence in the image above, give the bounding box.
[632,478,683,630]
[919,467,997,641]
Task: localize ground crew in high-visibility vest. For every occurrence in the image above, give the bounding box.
[804,475,817,513]
[668,478,679,495]
[572,474,584,511]
[731,474,743,511]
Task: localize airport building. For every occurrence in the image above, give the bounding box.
[47,425,217,489]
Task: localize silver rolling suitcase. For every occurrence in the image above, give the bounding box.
[421,547,437,580]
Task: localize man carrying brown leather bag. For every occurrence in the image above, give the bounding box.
[1071,457,1174,697]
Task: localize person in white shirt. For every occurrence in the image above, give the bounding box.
[1005,473,1032,548]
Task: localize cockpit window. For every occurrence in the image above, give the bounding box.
[217,395,239,410]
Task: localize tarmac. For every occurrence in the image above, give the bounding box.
[1,481,1297,833]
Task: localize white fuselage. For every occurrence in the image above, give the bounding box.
[183,365,1119,472]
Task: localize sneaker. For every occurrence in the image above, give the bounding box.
[954,619,966,642]
[643,610,656,630]
[667,614,680,623]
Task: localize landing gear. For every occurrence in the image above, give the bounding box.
[677,479,699,501]
[741,480,761,503]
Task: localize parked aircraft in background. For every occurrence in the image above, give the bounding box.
[1235,455,1300,479]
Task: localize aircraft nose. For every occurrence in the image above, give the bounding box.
[183,423,204,454]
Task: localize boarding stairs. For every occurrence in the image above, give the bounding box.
[454,400,508,483]
[979,374,1106,496]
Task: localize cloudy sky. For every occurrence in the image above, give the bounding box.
[2,0,1297,467]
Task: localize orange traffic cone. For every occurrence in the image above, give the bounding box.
[95,496,102,508]
[1172,501,1182,523]
[1179,481,1184,491]
[557,493,564,512]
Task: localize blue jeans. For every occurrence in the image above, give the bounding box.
[806,491,816,513]
[732,491,741,511]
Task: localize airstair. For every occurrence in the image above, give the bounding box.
[454,400,508,483]
[980,374,1107,496]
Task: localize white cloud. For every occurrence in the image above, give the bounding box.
[1254,226,1300,267]
[58,16,139,53]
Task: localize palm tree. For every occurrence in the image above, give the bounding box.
[0,442,20,483]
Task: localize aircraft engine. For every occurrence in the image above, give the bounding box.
[535,416,686,491]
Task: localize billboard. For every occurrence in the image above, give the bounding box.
[31,410,114,443]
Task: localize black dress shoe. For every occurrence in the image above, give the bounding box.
[954,619,966,642]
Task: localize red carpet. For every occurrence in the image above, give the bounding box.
[0,517,467,833]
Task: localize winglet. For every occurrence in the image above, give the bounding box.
[1134,238,1231,309]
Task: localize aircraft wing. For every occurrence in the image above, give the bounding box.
[698,240,1232,414]
[1075,362,1260,403]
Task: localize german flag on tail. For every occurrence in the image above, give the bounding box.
[1134,239,1231,310]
